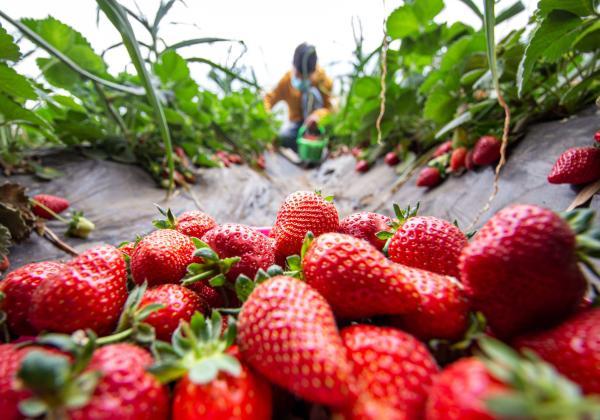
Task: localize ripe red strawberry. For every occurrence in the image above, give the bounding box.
[337,325,438,420]
[173,346,272,420]
[0,261,63,335]
[450,147,467,171]
[465,149,475,170]
[131,229,196,286]
[176,210,217,238]
[388,216,467,277]
[185,281,224,309]
[0,344,61,420]
[416,167,442,187]
[595,130,600,143]
[68,344,169,419]
[547,146,600,185]
[338,212,391,249]
[351,147,362,158]
[425,357,507,419]
[514,308,600,394]
[433,140,452,157]
[355,159,369,173]
[237,276,355,407]
[118,241,135,257]
[459,205,587,338]
[202,224,275,282]
[472,135,501,166]
[388,266,470,341]
[271,191,339,262]
[0,255,8,272]
[29,245,128,335]
[303,233,419,318]
[384,152,400,166]
[31,194,69,219]
[140,284,208,341]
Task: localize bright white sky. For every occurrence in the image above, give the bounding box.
[4,0,534,94]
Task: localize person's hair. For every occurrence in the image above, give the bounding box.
[293,43,317,76]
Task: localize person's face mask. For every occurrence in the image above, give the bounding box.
[291,75,310,92]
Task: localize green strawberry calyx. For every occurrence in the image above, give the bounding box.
[561,208,600,279]
[16,333,100,418]
[148,310,241,385]
[284,231,314,280]
[100,282,164,347]
[478,337,600,419]
[152,205,178,230]
[66,211,95,239]
[182,238,240,288]
[234,265,284,302]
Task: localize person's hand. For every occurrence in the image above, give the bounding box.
[304,112,320,130]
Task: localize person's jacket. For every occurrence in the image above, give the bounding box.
[264,66,333,123]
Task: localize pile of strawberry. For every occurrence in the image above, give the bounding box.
[0,190,599,419]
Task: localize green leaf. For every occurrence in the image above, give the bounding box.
[517,10,583,97]
[353,77,380,98]
[423,83,458,124]
[411,0,445,24]
[0,63,37,99]
[0,93,48,127]
[538,0,597,17]
[36,57,79,89]
[167,37,242,51]
[154,50,190,84]
[17,351,71,393]
[189,358,218,384]
[387,6,420,39]
[483,0,499,93]
[495,1,525,25]
[0,24,20,61]
[235,275,255,302]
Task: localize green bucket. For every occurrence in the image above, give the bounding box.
[297,126,327,163]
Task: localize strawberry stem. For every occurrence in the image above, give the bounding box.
[96,328,133,345]
[29,198,69,224]
[181,270,218,286]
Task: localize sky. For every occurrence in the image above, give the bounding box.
[3,0,535,94]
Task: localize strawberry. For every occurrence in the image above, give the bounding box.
[172,345,272,420]
[355,159,369,173]
[388,266,470,341]
[547,146,600,185]
[201,224,275,282]
[425,357,506,419]
[118,241,135,257]
[384,152,400,166]
[465,149,475,170]
[514,307,600,394]
[338,325,438,420]
[459,205,587,338]
[71,344,168,419]
[271,191,339,262]
[0,261,63,335]
[16,343,169,419]
[426,338,598,419]
[29,245,128,335]
[0,255,8,272]
[388,215,467,277]
[256,155,266,170]
[177,210,217,238]
[131,229,196,287]
[351,147,362,157]
[150,311,272,420]
[140,284,208,341]
[338,211,391,249]
[154,207,217,239]
[31,194,69,219]
[595,130,600,143]
[472,135,500,166]
[186,280,224,309]
[237,276,355,407]
[0,344,61,420]
[433,140,452,157]
[416,167,442,187]
[303,233,419,318]
[450,147,467,171]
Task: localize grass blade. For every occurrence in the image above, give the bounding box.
[167,37,244,51]
[96,0,175,193]
[187,57,260,89]
[496,1,525,25]
[0,10,144,96]
[459,0,483,21]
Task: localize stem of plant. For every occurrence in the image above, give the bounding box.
[29,198,69,223]
[96,328,133,345]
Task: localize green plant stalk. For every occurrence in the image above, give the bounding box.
[96,0,175,194]
[92,82,130,138]
[187,57,261,89]
[0,10,145,96]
